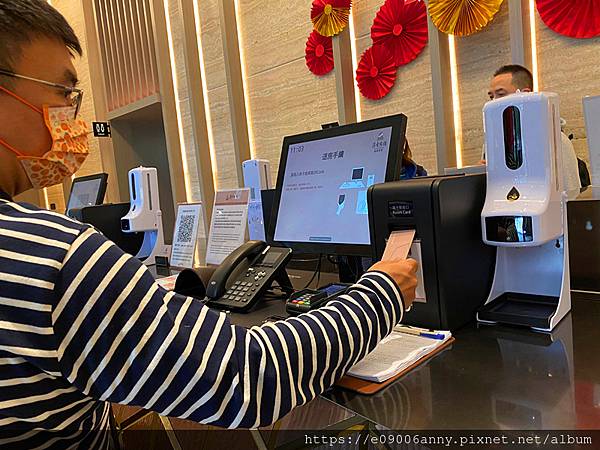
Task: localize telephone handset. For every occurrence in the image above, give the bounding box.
[205,240,293,312]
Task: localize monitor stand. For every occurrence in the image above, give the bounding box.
[274,269,295,295]
[338,256,369,283]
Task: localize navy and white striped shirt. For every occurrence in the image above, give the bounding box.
[0,197,404,449]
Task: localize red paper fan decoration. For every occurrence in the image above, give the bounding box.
[356,45,397,100]
[311,0,352,37]
[305,31,334,76]
[371,0,428,67]
[536,0,600,39]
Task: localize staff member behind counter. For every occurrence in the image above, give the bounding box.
[484,64,583,193]
[0,1,418,447]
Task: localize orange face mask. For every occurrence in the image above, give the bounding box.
[0,86,90,189]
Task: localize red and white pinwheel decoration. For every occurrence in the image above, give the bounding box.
[371,0,428,67]
[356,44,397,100]
[536,0,600,39]
[305,31,335,76]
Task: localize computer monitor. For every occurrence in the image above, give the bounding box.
[66,173,108,217]
[270,114,407,256]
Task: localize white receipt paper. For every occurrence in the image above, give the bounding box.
[347,329,452,382]
[382,230,416,261]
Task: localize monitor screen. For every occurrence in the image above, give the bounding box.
[272,115,407,256]
[66,174,108,215]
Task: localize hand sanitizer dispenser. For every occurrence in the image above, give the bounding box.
[121,167,169,266]
[478,93,571,332]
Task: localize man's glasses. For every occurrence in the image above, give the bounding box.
[0,69,83,118]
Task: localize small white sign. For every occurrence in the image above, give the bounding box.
[409,240,427,303]
[170,203,203,269]
[206,189,251,265]
[248,200,266,241]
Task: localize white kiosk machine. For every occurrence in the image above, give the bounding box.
[478,93,571,332]
[121,167,169,266]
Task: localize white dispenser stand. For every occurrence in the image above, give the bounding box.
[478,93,571,332]
[121,167,169,266]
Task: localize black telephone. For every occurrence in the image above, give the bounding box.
[204,241,293,312]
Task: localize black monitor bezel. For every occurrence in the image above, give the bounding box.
[66,173,109,213]
[270,114,407,256]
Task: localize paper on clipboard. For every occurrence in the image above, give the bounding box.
[382,230,416,261]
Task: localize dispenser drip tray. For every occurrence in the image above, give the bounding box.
[478,292,559,329]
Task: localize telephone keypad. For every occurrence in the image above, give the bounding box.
[225,278,271,305]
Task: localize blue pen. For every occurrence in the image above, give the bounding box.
[418,332,446,340]
[394,326,447,340]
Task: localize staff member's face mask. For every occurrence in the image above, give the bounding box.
[0,86,90,189]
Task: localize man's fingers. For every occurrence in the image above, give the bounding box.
[406,259,418,273]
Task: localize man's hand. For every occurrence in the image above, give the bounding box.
[369,259,418,310]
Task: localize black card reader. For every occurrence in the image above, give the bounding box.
[286,283,351,316]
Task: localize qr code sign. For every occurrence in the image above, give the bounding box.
[177,215,196,243]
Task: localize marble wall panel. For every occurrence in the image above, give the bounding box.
[536,12,600,164]
[198,0,228,90]
[238,0,314,77]
[207,86,238,189]
[52,0,105,210]
[245,59,339,181]
[455,2,510,166]
[355,32,437,175]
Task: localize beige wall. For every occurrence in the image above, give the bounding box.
[353,0,437,174]
[455,2,510,166]
[237,0,339,184]
[200,0,437,184]
[186,0,600,191]
[198,0,237,190]
[535,11,600,165]
[167,0,203,202]
[59,0,600,219]
[46,0,105,212]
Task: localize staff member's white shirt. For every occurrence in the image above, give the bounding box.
[561,132,582,194]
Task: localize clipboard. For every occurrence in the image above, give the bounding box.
[335,337,455,395]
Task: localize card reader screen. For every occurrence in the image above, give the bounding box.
[275,127,392,245]
[320,284,348,296]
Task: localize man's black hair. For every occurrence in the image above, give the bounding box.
[494,64,534,91]
[0,0,81,84]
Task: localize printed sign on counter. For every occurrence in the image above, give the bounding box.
[206,189,251,265]
[170,203,204,269]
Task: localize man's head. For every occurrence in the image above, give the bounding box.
[488,64,534,101]
[0,0,81,196]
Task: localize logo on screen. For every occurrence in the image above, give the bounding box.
[372,132,388,153]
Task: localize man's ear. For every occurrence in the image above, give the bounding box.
[522,88,532,93]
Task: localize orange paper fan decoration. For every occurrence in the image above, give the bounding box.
[428,0,505,37]
[356,44,397,100]
[311,0,352,37]
[371,0,428,67]
[536,0,600,39]
[306,31,334,75]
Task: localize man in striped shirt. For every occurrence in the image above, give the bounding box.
[0,1,418,448]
